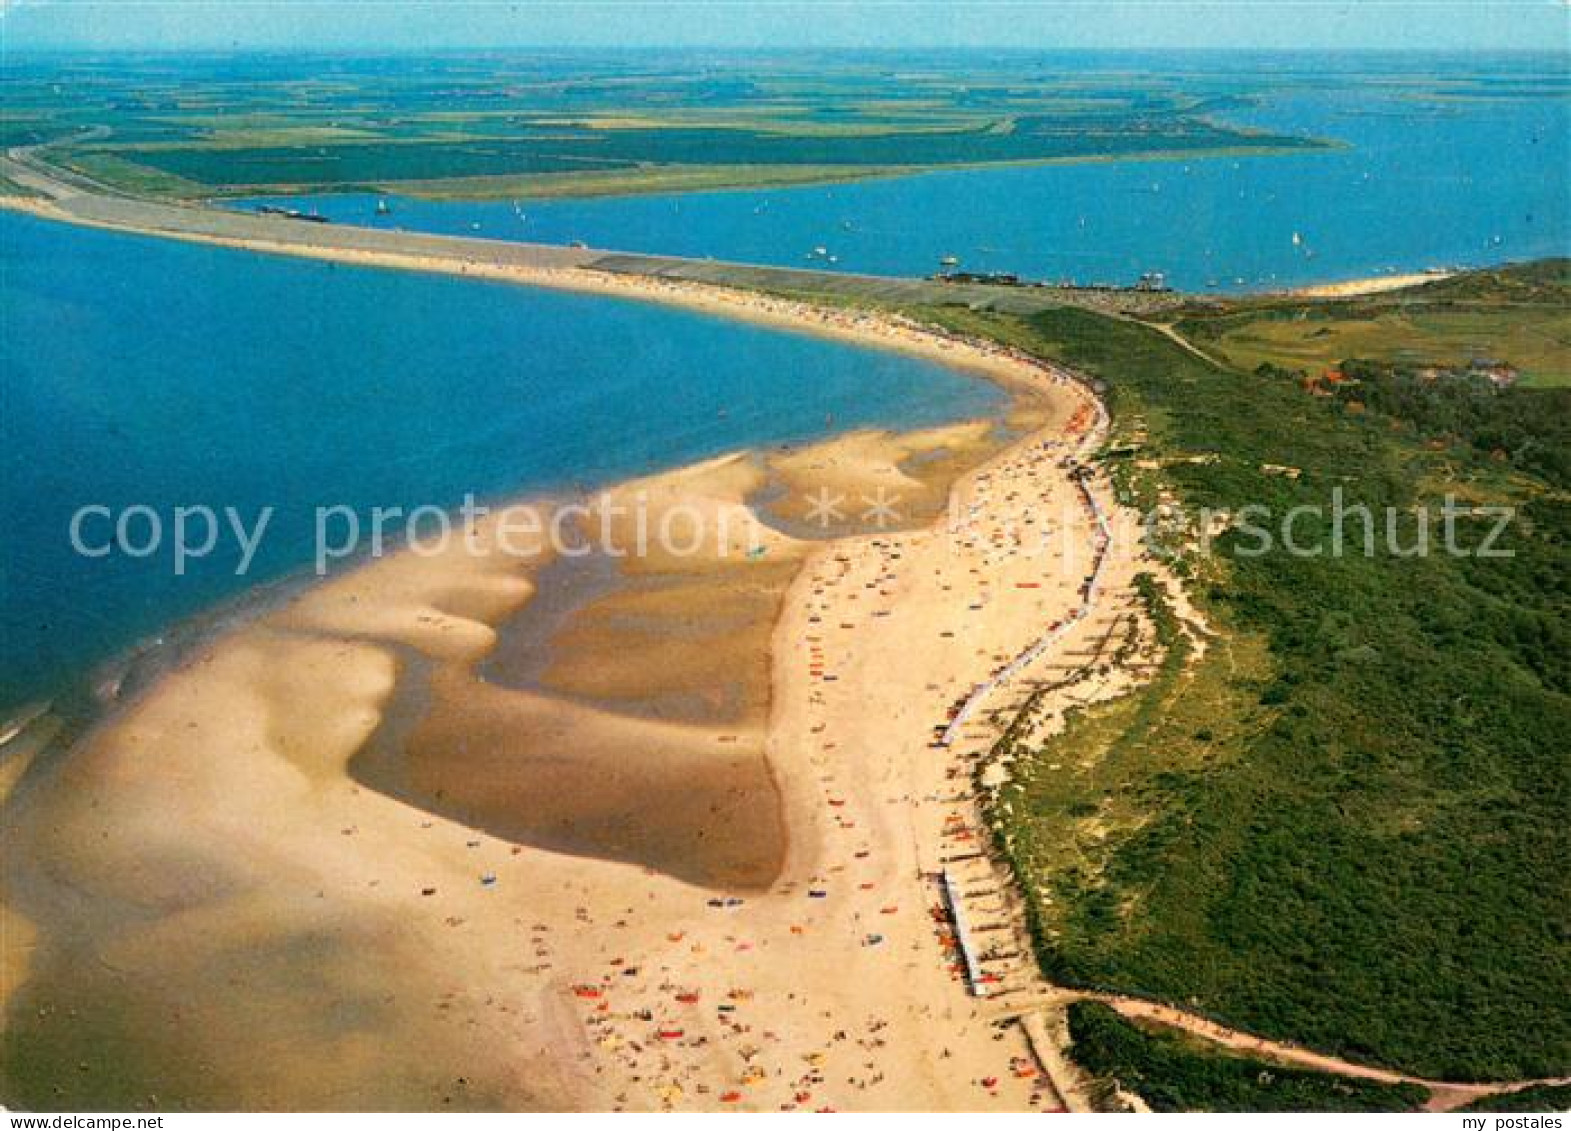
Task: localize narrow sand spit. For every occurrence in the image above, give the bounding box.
[0,195,1049,391]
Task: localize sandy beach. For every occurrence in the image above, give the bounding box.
[0,233,1158,1109]
[1283,270,1454,298]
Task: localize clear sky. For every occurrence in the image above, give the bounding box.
[1,0,1567,53]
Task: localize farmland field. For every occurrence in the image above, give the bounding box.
[2,51,1335,197]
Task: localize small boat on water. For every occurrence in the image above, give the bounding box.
[375,198,392,216]
[255,204,330,224]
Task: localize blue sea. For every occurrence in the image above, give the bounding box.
[0,211,1002,713]
[244,83,1569,292]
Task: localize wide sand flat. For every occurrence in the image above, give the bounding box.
[1,255,1131,1110]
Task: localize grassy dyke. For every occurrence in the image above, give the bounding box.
[379,163,920,201]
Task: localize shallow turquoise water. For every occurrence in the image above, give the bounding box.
[246,84,1569,292]
[0,211,1002,711]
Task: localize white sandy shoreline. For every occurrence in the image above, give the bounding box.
[1280,269,1455,298]
[0,195,1046,395]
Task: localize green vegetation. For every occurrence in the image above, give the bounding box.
[2,52,1329,199]
[0,175,40,198]
[55,152,207,198]
[927,261,1569,1082]
[1319,358,1571,488]
[384,162,919,201]
[1459,1084,1571,1112]
[1067,1002,1429,1111]
[109,119,1311,191]
[1177,260,1571,386]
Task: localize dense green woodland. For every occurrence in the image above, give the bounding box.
[933,264,1569,1086]
[1323,360,1571,489]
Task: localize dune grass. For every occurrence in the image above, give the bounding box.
[933,265,1569,1083]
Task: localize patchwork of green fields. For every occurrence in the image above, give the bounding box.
[113,115,1300,189]
[2,52,1333,197]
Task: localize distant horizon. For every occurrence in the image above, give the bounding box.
[2,0,1567,54]
[3,43,1568,56]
